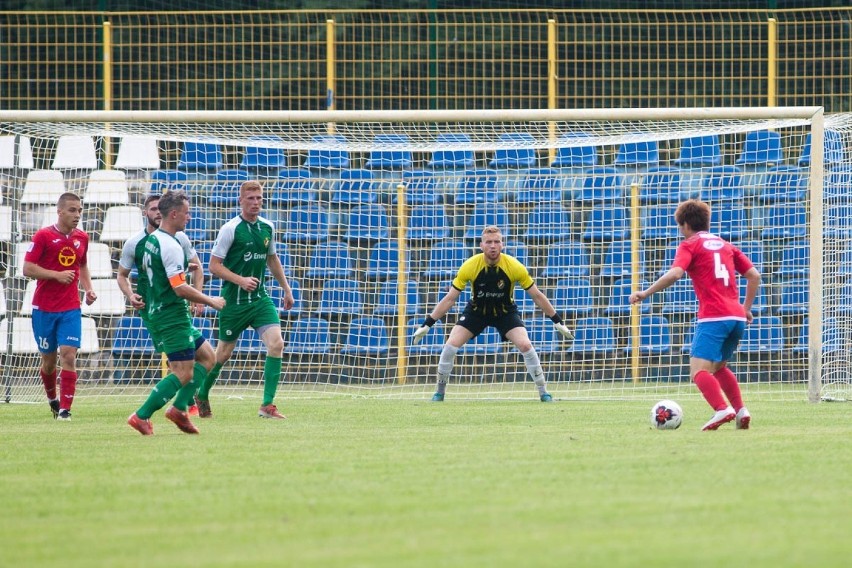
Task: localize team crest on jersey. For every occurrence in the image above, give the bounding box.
[264,238,269,247]
[497,280,505,289]
[73,239,81,248]
[57,246,77,267]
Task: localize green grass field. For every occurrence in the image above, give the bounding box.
[1,397,850,567]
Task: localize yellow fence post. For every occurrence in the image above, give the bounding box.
[326,19,336,133]
[767,17,777,106]
[630,181,641,384]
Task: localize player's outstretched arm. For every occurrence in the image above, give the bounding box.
[629,267,685,304]
[524,284,573,340]
[412,287,461,344]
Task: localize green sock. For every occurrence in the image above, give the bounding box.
[174,363,207,411]
[262,356,282,406]
[197,362,223,401]
[136,374,182,419]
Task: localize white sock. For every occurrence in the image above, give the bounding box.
[523,348,547,395]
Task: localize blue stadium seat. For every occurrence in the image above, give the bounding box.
[428,133,475,170]
[268,279,303,318]
[282,205,330,244]
[340,317,390,355]
[516,168,563,204]
[178,141,223,172]
[541,240,590,279]
[184,209,211,242]
[524,203,573,243]
[760,204,807,239]
[792,317,844,355]
[233,328,266,354]
[422,240,470,279]
[776,278,809,316]
[316,278,364,317]
[738,316,784,354]
[623,315,672,355]
[674,135,722,167]
[798,130,845,168]
[550,277,594,317]
[459,327,503,355]
[739,280,767,316]
[776,239,810,278]
[824,203,852,239]
[111,316,155,357]
[639,166,682,205]
[700,166,744,203]
[408,204,451,241]
[577,167,624,203]
[567,317,617,355]
[736,130,783,166]
[614,140,659,168]
[240,135,287,171]
[442,279,472,314]
[641,204,679,240]
[374,280,421,317]
[305,241,355,280]
[552,135,598,168]
[598,240,646,280]
[206,168,249,208]
[277,243,293,273]
[331,169,378,205]
[344,204,390,244]
[582,206,629,241]
[454,169,501,205]
[303,134,349,170]
[365,134,413,170]
[604,278,651,317]
[660,278,698,317]
[512,286,537,316]
[758,165,807,203]
[400,170,441,205]
[525,318,561,354]
[736,240,765,273]
[715,206,750,241]
[284,317,332,355]
[149,169,189,194]
[824,165,852,203]
[463,203,510,241]
[489,132,537,168]
[407,317,445,355]
[503,240,530,268]
[365,241,408,280]
[269,168,317,207]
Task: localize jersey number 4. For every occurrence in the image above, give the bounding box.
[714,252,730,287]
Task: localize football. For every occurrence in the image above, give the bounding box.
[651,400,683,430]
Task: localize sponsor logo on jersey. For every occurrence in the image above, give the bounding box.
[57,246,77,267]
[703,240,724,251]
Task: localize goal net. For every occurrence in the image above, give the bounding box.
[0,108,846,404]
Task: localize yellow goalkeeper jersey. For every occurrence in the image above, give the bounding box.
[451,253,534,317]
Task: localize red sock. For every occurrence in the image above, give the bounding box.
[41,369,57,400]
[714,367,743,412]
[693,370,728,411]
[59,370,77,411]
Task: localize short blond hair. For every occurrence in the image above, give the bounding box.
[481,226,502,239]
[239,180,263,198]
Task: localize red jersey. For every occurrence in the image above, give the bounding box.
[672,232,753,322]
[24,225,89,313]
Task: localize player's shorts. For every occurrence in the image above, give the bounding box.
[691,319,746,362]
[456,306,524,341]
[143,317,202,354]
[32,308,81,353]
[148,311,203,361]
[216,297,280,343]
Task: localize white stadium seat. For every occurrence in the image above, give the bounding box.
[52,135,98,170]
[86,243,114,278]
[99,205,143,243]
[0,317,39,354]
[21,170,66,205]
[115,137,160,170]
[81,278,127,316]
[0,135,34,169]
[83,170,130,205]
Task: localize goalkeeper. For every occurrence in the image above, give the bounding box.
[413,226,573,402]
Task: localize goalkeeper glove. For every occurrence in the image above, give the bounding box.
[412,315,437,345]
[550,314,574,340]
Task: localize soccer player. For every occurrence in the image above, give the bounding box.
[116,194,206,415]
[23,192,97,420]
[412,226,573,402]
[629,199,761,431]
[127,190,225,435]
[194,180,294,419]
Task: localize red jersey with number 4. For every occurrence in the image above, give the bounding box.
[24,225,89,313]
[672,231,753,322]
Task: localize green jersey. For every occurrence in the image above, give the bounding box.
[141,229,191,323]
[211,215,276,306]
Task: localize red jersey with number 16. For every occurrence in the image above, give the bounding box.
[672,231,753,322]
[24,225,89,313]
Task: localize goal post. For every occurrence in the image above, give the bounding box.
[0,107,846,404]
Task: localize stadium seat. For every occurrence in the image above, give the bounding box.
[581,205,629,241]
[714,206,750,241]
[760,204,807,239]
[598,240,646,280]
[776,239,810,278]
[422,240,470,280]
[454,169,501,205]
[623,315,672,355]
[206,168,250,208]
[276,243,293,274]
[52,135,98,170]
[566,317,617,355]
[0,317,40,354]
[824,165,852,203]
[699,165,744,203]
[577,167,624,203]
[340,317,390,355]
[0,134,34,169]
[374,279,421,317]
[148,169,189,194]
[78,316,100,354]
[758,165,807,203]
[87,242,114,278]
[614,139,659,169]
[458,326,503,355]
[427,133,475,170]
[400,170,441,205]
[21,170,66,205]
[240,135,287,171]
[604,278,651,317]
[503,240,530,268]
[315,278,364,316]
[114,137,160,171]
[83,170,130,205]
[0,206,11,242]
[269,168,317,207]
[407,317,445,355]
[183,208,211,242]
[268,279,303,318]
[20,280,37,316]
[793,317,845,355]
[776,278,809,316]
[488,132,537,169]
[516,168,563,204]
[111,315,156,357]
[798,130,845,168]
[550,277,595,317]
[738,280,767,316]
[0,281,6,319]
[736,130,783,167]
[178,141,224,172]
[365,134,413,170]
[283,317,332,355]
[512,286,537,316]
[281,205,330,244]
[305,241,355,280]
[551,135,598,168]
[738,315,785,354]
[824,203,852,240]
[525,318,561,354]
[639,166,683,205]
[736,240,765,273]
[331,169,378,205]
[233,328,266,355]
[442,279,472,314]
[303,134,350,170]
[524,203,573,243]
[541,240,590,279]
[100,205,145,243]
[674,134,722,167]
[82,279,127,316]
[344,204,390,244]
[641,204,679,240]
[408,204,451,241]
[463,203,510,241]
[660,277,698,317]
[365,241,408,280]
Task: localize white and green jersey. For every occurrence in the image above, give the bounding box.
[211,215,276,306]
[119,228,197,311]
[141,229,191,321]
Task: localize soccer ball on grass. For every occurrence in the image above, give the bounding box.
[650,400,683,430]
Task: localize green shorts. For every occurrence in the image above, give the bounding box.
[148,309,199,355]
[217,297,280,343]
[144,317,202,354]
